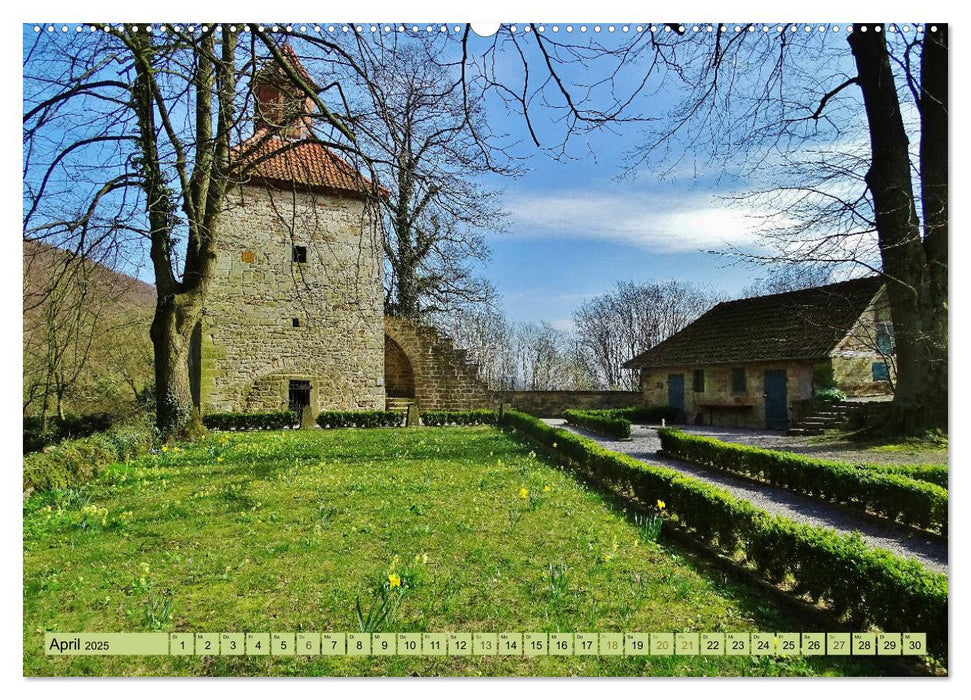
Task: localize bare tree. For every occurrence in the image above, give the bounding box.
[432,307,518,390]
[511,321,595,391]
[622,23,947,433]
[23,25,379,436]
[514,322,567,391]
[740,264,836,298]
[574,280,718,390]
[23,241,153,422]
[36,24,939,433]
[24,25,646,436]
[339,41,511,318]
[23,250,100,424]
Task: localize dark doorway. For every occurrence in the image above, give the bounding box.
[288,380,311,413]
[763,370,789,430]
[385,336,415,398]
[667,373,685,414]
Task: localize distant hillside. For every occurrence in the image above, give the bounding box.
[23,239,155,420]
[23,240,156,313]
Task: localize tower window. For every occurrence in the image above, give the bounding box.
[288,380,311,412]
[292,245,307,263]
[292,318,301,328]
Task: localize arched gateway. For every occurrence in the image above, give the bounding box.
[383,316,492,411]
[384,336,415,399]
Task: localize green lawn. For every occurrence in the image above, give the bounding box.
[796,430,948,467]
[24,427,880,676]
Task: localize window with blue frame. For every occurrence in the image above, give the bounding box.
[693,369,705,393]
[872,362,890,381]
[731,367,746,393]
[876,322,894,354]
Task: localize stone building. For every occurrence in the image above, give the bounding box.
[624,277,895,429]
[194,46,491,416]
[195,47,386,415]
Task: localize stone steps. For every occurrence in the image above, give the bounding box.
[386,397,415,413]
[787,427,823,436]
[788,402,859,435]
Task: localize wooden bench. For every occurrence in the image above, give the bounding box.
[694,401,755,427]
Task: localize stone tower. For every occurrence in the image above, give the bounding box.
[195,45,386,416]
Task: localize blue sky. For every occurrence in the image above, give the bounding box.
[477,127,775,326]
[459,25,862,328]
[21,22,878,330]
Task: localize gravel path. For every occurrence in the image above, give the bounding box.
[545,420,948,573]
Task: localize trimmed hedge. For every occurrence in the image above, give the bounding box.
[203,411,299,431]
[563,409,631,439]
[316,410,403,429]
[605,405,682,424]
[500,410,947,659]
[658,429,947,533]
[421,410,499,427]
[23,426,153,494]
[561,405,681,438]
[865,463,948,490]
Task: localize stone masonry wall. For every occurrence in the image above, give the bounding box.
[384,317,493,410]
[498,391,641,417]
[200,184,385,414]
[639,361,815,429]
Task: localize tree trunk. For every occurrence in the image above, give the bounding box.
[848,24,948,434]
[150,290,204,439]
[917,24,949,432]
[55,379,65,421]
[40,394,49,431]
[395,256,420,319]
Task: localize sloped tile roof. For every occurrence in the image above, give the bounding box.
[231,131,383,198]
[624,276,884,369]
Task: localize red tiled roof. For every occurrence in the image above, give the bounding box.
[231,131,384,198]
[623,277,885,369]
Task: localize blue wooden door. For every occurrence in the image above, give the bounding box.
[668,374,685,414]
[763,370,788,429]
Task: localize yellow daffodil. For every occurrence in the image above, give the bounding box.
[552,442,558,448]
[657,499,666,510]
[519,487,529,499]
[543,485,551,493]
[216,456,224,463]
[388,573,401,589]
[161,445,168,452]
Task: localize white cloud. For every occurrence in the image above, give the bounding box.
[504,188,789,253]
